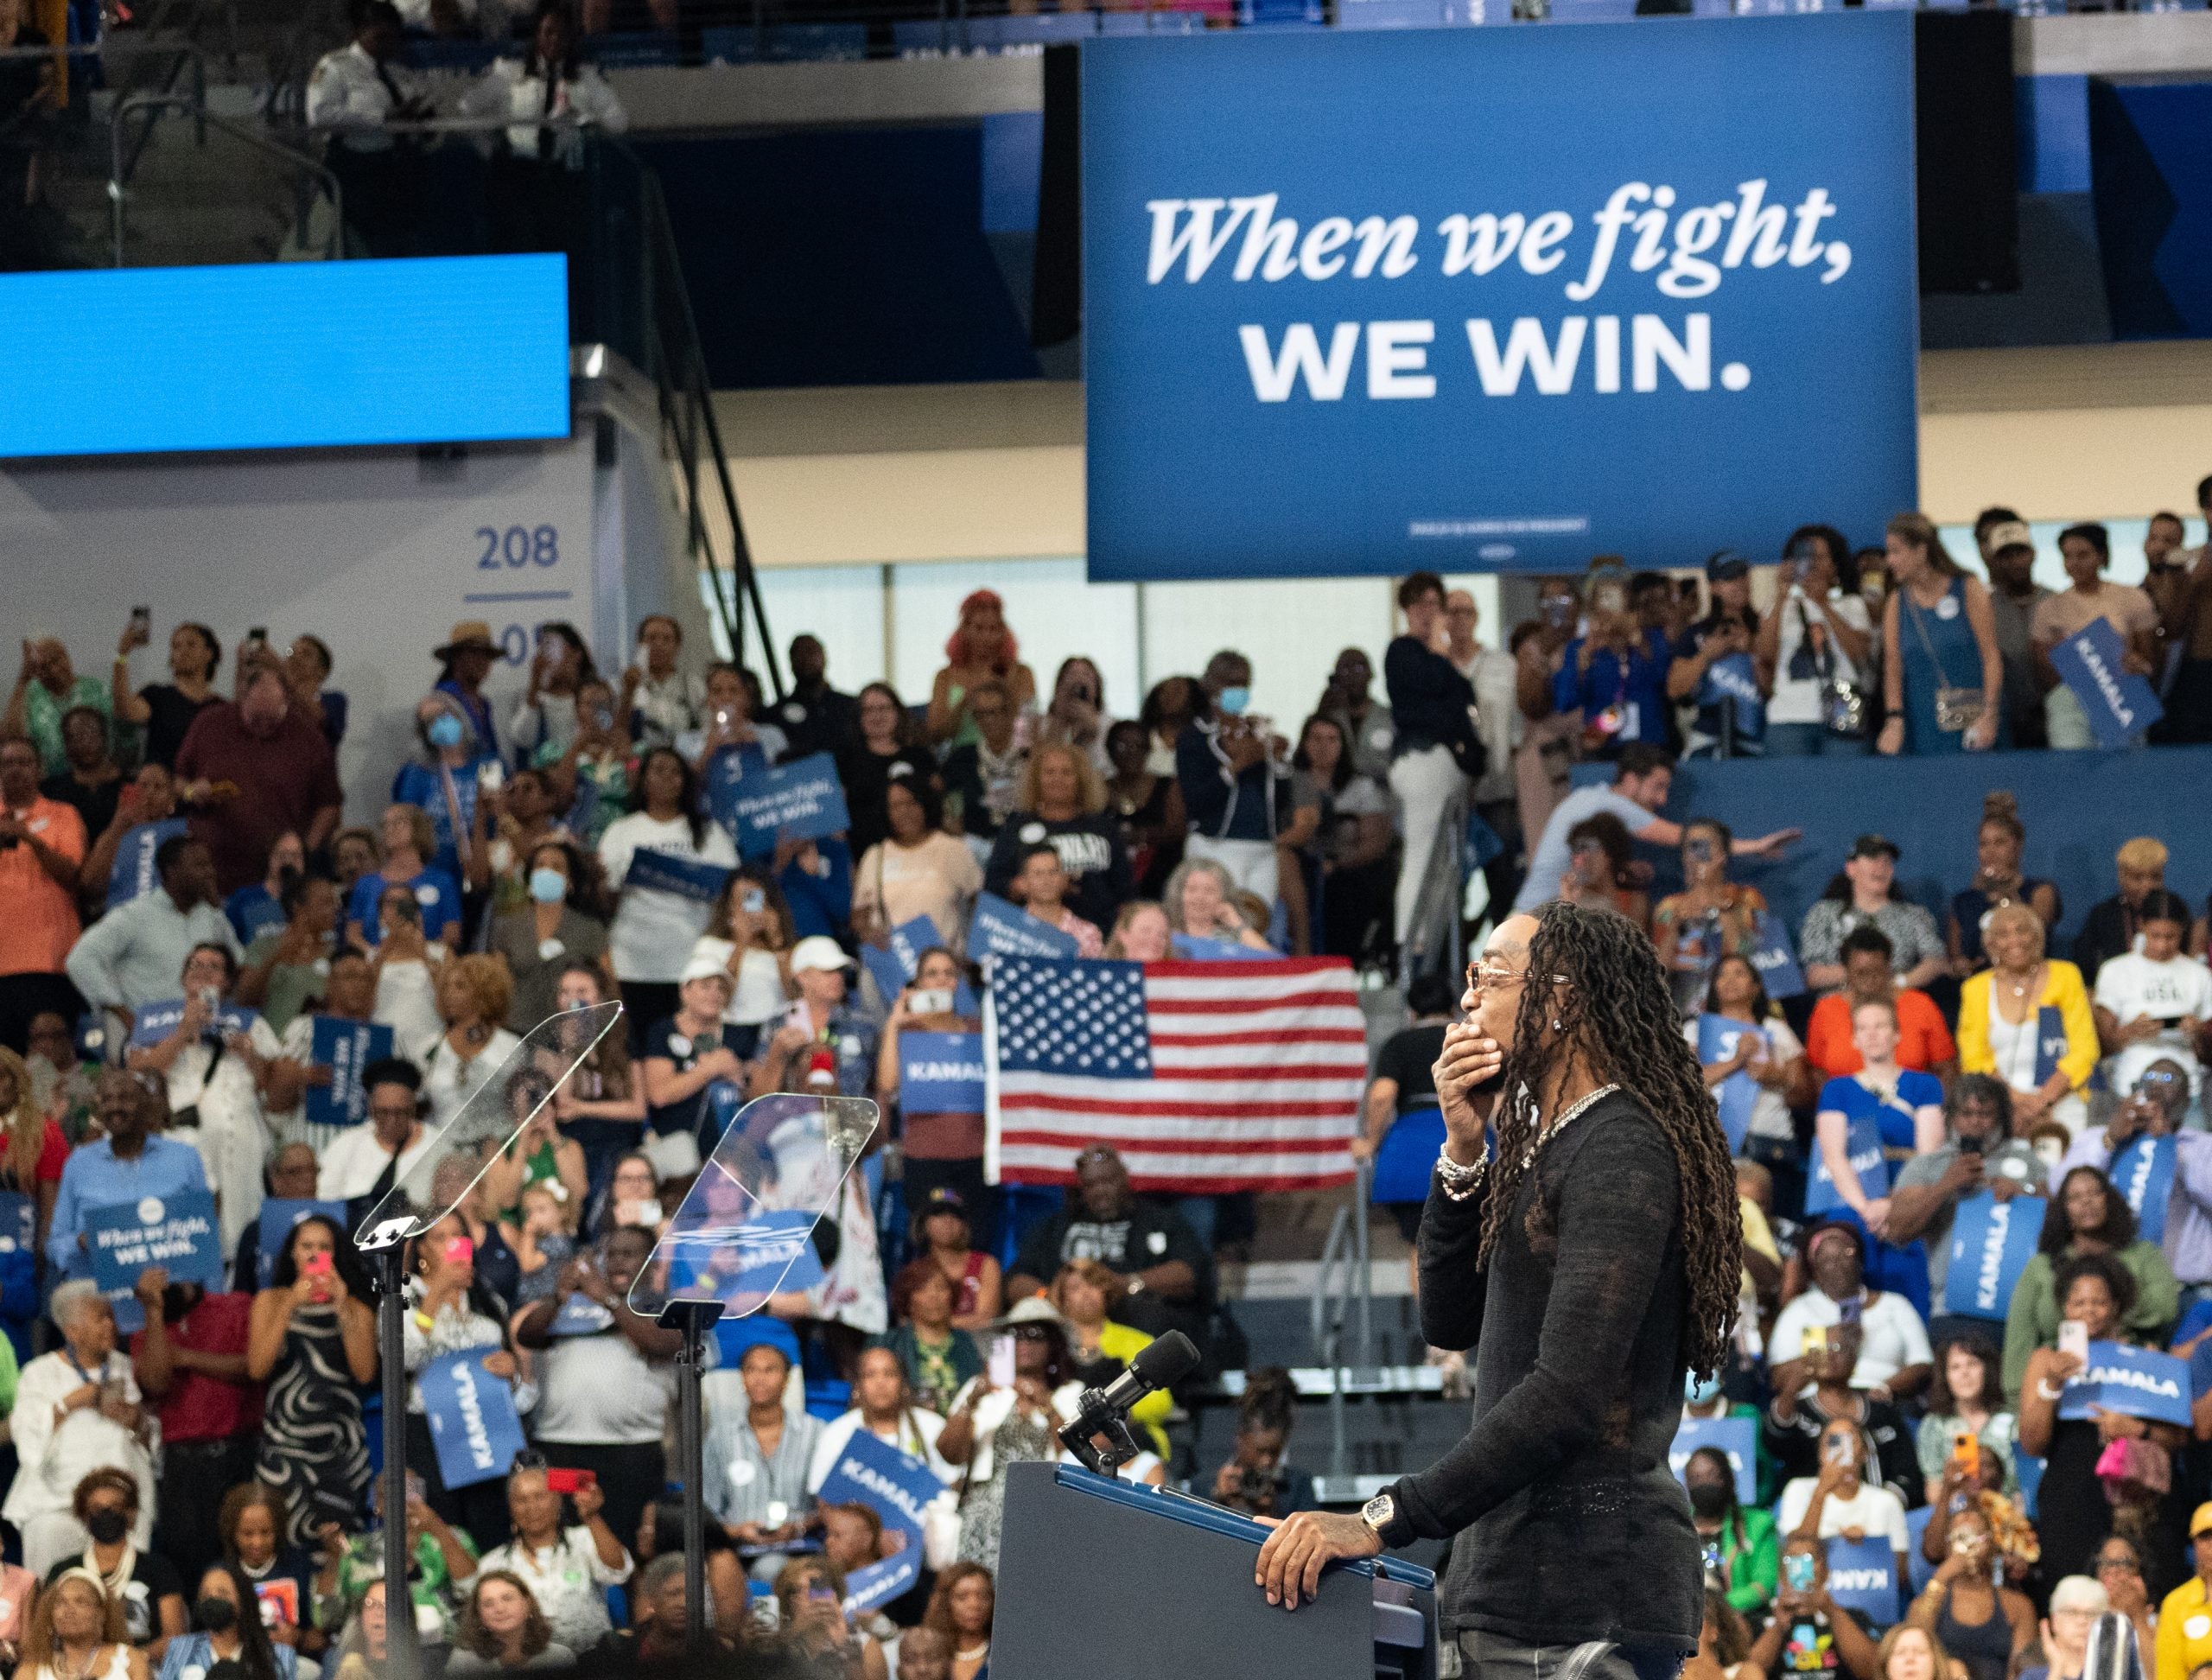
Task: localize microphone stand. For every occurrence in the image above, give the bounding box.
[658,1299,725,1651]
[1058,1395,1142,1476]
[369,1246,420,1680]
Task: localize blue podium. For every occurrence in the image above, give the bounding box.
[992,1461,1438,1679]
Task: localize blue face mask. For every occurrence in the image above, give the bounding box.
[426,713,465,750]
[1685,1372,1723,1407]
[1217,686,1251,716]
[528,867,568,905]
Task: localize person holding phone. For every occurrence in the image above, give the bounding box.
[1777,1417,1911,1592]
[1761,526,1874,758]
[472,1460,632,1655]
[1656,828,1777,1019]
[773,1558,891,1680]
[346,805,461,951]
[938,1298,1081,1573]
[1745,1532,1881,1677]
[1913,1337,2018,1504]
[702,1342,823,1582]
[1036,656,1114,778]
[881,940,995,1279]
[1903,1500,2034,1680]
[2091,890,2210,1095]
[1669,551,1770,760]
[247,1215,376,1551]
[2019,1253,2188,1591]
[113,619,220,773]
[402,1215,529,1547]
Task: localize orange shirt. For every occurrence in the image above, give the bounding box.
[0,796,86,977]
[1804,987,1955,1079]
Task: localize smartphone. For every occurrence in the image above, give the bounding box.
[765,1499,790,1530]
[1783,1551,1816,1594]
[130,605,152,638]
[477,760,505,795]
[910,988,953,1015]
[245,626,268,650]
[988,1333,1017,1390]
[1959,1132,1986,1158]
[545,1468,596,1495]
[1799,1326,1827,1359]
[443,1235,475,1266]
[1821,1432,1853,1469]
[387,895,422,926]
[302,1250,334,1276]
[2059,1319,2090,1362]
[1837,1295,1863,1330]
[741,888,766,915]
[1952,1431,1980,1480]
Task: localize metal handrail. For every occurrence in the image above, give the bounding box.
[1399,786,1469,990]
[109,92,341,264]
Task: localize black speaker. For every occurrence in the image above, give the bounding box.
[1915,10,2018,294]
[1032,41,1082,349]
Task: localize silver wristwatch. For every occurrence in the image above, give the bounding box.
[1361,1491,1396,1539]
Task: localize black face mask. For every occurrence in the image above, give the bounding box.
[86,1509,130,1545]
[195,1597,238,1634]
[1688,1481,1732,1519]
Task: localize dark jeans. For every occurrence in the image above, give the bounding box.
[154,1435,255,1588]
[1454,1628,1690,1680]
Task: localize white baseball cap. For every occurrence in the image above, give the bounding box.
[791,936,853,976]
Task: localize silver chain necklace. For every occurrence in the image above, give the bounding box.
[1519,1083,1622,1171]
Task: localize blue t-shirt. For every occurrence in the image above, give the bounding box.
[1675,612,1767,750]
[224,882,286,946]
[390,760,487,885]
[1553,629,1673,749]
[346,867,462,945]
[1817,1070,1943,1152]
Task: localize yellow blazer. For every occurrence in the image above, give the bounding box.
[1956,960,2098,1092]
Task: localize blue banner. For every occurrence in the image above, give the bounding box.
[860,914,954,1008]
[1749,911,1807,1001]
[842,1550,920,1620]
[1823,1536,1900,1627]
[1700,652,1767,747]
[702,741,772,833]
[1942,1193,2047,1322]
[624,848,734,905]
[255,1199,350,1289]
[967,892,1081,963]
[420,1348,529,1490]
[2112,1135,2177,1246]
[1169,932,1279,962]
[899,1031,986,1113]
[1669,1414,1756,1507]
[2058,1340,2194,1429]
[2033,1005,2067,1091]
[105,818,189,910]
[1080,16,1917,580]
[1695,1015,1763,1155]
[2050,617,2163,749]
[305,1018,393,1130]
[817,1426,947,1543]
[127,997,259,1051]
[548,1293,617,1337]
[86,1189,223,1333]
[1805,1109,1888,1217]
[726,753,852,860]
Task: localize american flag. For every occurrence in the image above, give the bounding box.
[983,956,1367,1193]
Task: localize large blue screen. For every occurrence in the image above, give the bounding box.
[1082,16,1920,580]
[0,255,570,458]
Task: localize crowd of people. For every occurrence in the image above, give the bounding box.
[0,486,2209,1677]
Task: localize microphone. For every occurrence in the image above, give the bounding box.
[1058,1331,1201,1474]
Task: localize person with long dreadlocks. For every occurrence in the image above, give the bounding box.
[1255,903,1742,1680]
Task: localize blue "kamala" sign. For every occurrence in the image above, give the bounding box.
[2112,1135,2177,1247]
[1694,1015,1763,1155]
[726,754,851,860]
[105,819,189,911]
[306,1018,393,1130]
[2058,1340,2193,1429]
[1823,1536,1900,1627]
[1804,1110,1887,1218]
[967,892,1080,963]
[899,1031,986,1113]
[1081,16,1916,580]
[1942,1193,2045,1321]
[420,1348,528,1489]
[2050,617,2163,749]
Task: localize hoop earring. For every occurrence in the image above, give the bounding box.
[1551,1019,1563,1031]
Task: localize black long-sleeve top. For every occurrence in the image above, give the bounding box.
[1383,635,1478,763]
[1381,1090,1703,1651]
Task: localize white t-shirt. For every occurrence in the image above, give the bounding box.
[690,937,790,1029]
[1514,785,1659,913]
[1768,1289,1932,1390]
[317,1124,438,1203]
[2094,951,2212,1091]
[534,1329,677,1445]
[598,813,741,984]
[373,952,447,1062]
[421,1026,525,1130]
[1777,1478,1910,1555]
[1683,1015,1805,1143]
[1770,589,1873,727]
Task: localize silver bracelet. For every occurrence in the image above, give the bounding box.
[1435,1151,1488,1202]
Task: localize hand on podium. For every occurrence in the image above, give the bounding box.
[1253,1510,1382,1610]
